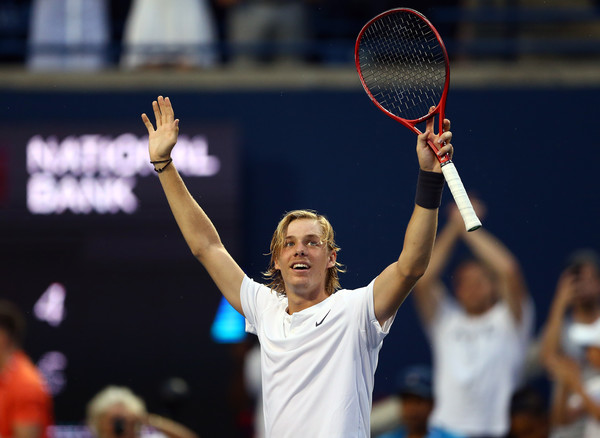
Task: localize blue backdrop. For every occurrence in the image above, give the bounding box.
[1,84,598,435]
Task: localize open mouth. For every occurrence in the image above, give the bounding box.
[292,263,310,270]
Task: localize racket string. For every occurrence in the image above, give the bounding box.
[358,11,446,121]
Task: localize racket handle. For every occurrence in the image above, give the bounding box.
[440,162,482,232]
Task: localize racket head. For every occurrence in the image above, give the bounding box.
[355,8,450,136]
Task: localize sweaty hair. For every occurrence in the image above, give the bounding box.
[263,210,345,296]
[0,300,26,347]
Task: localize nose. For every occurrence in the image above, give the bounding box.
[295,244,307,256]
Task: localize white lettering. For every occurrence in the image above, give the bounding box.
[26,132,221,214]
[27,175,138,215]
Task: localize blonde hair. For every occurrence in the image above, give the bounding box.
[263,209,345,295]
[86,386,146,436]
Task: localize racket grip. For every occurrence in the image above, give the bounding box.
[440,162,482,232]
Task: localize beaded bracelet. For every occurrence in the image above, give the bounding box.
[150,158,173,173]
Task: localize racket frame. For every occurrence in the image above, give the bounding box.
[355,8,451,163]
[355,8,482,231]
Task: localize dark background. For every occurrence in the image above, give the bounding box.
[1,84,599,436]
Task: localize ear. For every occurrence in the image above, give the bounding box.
[327,251,337,269]
[274,258,281,270]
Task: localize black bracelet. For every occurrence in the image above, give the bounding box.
[415,169,445,209]
[150,158,173,173]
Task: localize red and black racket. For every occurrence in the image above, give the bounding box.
[355,8,481,231]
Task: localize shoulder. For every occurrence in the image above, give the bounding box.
[8,352,50,397]
[335,279,375,301]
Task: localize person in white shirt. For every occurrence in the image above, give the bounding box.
[141,96,455,438]
[412,201,534,438]
[540,250,600,438]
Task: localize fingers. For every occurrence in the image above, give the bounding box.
[443,118,451,133]
[157,95,175,124]
[437,142,453,159]
[417,129,432,149]
[150,95,176,129]
[425,106,436,134]
[152,100,162,128]
[141,113,155,133]
[164,96,175,123]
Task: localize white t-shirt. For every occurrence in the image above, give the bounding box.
[566,367,600,438]
[240,276,394,438]
[427,293,534,437]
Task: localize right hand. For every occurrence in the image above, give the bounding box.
[416,107,453,173]
[554,269,579,309]
[141,96,179,161]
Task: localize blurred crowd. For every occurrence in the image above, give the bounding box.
[3,200,600,438]
[0,0,599,71]
[1,2,600,438]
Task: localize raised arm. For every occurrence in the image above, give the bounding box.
[373,114,452,325]
[539,270,578,365]
[460,207,528,322]
[141,96,245,314]
[411,208,463,325]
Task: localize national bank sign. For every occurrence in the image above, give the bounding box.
[26,133,220,214]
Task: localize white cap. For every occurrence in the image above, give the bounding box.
[569,317,600,348]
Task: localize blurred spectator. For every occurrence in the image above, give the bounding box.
[543,318,600,438]
[243,341,264,438]
[0,0,31,64]
[508,386,550,438]
[27,0,110,71]
[412,200,534,438]
[216,0,314,65]
[0,299,54,438]
[120,0,218,70]
[539,249,600,438]
[376,365,464,438]
[87,386,199,438]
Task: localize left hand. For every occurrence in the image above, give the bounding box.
[416,107,453,173]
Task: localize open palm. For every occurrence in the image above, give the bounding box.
[141,96,179,162]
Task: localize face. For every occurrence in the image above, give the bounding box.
[573,264,600,302]
[454,262,495,315]
[400,394,433,434]
[274,219,336,298]
[96,404,140,438]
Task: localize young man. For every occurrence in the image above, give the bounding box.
[0,300,54,438]
[412,202,533,438]
[141,96,454,437]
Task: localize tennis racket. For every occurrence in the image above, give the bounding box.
[355,8,481,232]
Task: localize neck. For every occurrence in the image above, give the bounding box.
[285,287,329,314]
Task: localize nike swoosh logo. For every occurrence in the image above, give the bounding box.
[315,310,331,327]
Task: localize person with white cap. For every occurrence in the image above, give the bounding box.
[540,249,600,438]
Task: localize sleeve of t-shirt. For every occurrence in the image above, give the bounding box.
[347,279,396,348]
[240,275,278,335]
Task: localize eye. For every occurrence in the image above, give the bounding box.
[284,241,294,247]
[307,240,322,247]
